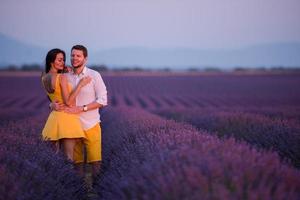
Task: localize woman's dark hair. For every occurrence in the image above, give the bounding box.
[45,48,66,73]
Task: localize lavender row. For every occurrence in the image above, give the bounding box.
[105,74,300,107]
[154,108,300,168]
[0,115,88,200]
[181,106,300,125]
[95,107,300,200]
[2,74,300,113]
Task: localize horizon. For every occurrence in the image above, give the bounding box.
[1,32,300,68]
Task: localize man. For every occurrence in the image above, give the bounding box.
[56,45,107,179]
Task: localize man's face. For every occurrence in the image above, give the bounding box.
[71,49,86,68]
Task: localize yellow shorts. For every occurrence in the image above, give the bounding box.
[73,123,101,163]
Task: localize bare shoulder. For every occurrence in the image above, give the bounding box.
[61,72,72,79]
[60,73,67,79]
[59,73,69,85]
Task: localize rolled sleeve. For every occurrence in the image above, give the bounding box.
[94,72,108,106]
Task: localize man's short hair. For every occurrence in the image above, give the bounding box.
[71,45,88,58]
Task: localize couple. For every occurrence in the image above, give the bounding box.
[41,45,107,178]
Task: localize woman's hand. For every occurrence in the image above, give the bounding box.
[50,100,66,111]
[64,105,83,114]
[79,76,92,88]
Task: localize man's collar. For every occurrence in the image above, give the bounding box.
[72,66,87,75]
[82,66,87,75]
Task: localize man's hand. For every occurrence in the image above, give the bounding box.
[64,106,83,114]
[51,100,66,111]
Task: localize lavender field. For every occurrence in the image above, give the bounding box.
[1,72,300,200]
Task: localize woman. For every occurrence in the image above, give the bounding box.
[41,48,91,161]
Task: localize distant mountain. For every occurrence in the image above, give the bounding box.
[1,33,300,69]
[89,43,300,69]
[0,33,47,67]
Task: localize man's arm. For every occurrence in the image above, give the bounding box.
[85,101,104,110]
[93,71,108,107]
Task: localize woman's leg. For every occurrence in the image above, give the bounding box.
[50,141,60,153]
[62,138,78,161]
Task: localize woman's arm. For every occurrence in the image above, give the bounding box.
[60,74,91,106]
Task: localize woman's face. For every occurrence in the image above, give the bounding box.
[51,53,65,71]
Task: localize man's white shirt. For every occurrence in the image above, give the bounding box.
[67,67,107,130]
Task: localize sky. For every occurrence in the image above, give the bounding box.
[0,0,300,51]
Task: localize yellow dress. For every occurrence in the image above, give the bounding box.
[42,74,85,141]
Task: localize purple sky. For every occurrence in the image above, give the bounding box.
[0,0,300,50]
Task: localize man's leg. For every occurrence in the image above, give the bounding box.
[74,163,85,178]
[91,161,101,179]
[85,123,102,179]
